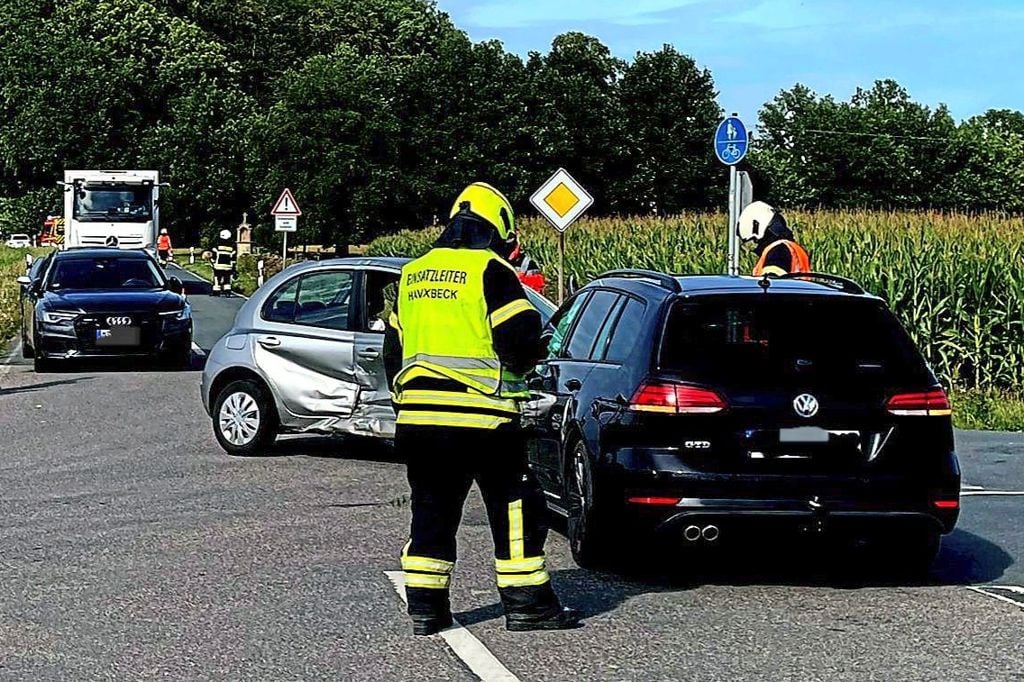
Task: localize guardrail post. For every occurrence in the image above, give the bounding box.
[189,246,195,265]
[257,259,265,287]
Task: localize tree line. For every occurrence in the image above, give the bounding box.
[1,0,1021,249]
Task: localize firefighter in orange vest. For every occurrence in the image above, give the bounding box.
[738,201,810,277]
[156,228,173,266]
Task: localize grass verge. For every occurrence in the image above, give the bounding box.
[175,253,282,297]
[951,388,1024,432]
[0,246,51,347]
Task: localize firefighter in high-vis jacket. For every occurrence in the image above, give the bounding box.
[384,183,580,636]
[211,229,236,295]
[738,201,811,277]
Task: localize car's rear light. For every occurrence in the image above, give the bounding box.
[932,499,959,510]
[886,389,952,417]
[627,496,681,506]
[630,382,727,414]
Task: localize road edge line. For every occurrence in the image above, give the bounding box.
[0,338,23,382]
[384,571,521,682]
[966,585,1024,610]
[168,262,250,300]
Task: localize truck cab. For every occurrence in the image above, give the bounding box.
[63,170,162,252]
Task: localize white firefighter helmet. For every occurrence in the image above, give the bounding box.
[160,228,168,235]
[219,229,232,240]
[737,201,779,243]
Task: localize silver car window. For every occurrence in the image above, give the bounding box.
[294,270,354,331]
[263,278,300,323]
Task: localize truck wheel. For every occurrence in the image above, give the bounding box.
[212,379,278,456]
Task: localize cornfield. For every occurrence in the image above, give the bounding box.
[369,210,1024,393]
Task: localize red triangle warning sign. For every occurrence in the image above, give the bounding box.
[271,188,302,216]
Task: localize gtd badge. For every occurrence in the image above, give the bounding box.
[793,393,819,418]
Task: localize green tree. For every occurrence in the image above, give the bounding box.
[616,45,722,213]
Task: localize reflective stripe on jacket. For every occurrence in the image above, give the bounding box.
[213,245,236,271]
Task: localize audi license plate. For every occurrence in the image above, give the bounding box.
[96,327,140,346]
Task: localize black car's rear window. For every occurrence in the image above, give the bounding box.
[659,295,932,388]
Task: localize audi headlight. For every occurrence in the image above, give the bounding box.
[160,305,191,321]
[43,311,78,324]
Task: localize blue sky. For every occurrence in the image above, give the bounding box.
[435,0,1024,123]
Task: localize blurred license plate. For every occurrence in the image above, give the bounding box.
[96,327,140,346]
[779,427,829,443]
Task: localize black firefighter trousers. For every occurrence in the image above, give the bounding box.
[396,423,562,621]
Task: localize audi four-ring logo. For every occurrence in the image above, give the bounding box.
[106,316,133,326]
[793,393,820,418]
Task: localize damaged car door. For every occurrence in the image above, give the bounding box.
[254,268,360,424]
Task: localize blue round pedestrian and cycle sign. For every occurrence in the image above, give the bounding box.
[714,116,748,165]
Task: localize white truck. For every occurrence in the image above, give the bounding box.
[61,170,163,252]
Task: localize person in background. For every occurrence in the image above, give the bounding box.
[156,228,173,267]
[211,229,236,295]
[738,201,811,277]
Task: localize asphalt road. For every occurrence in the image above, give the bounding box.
[0,273,1021,681]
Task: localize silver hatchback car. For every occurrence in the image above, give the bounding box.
[201,256,556,455]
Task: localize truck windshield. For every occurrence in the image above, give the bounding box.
[73,185,153,222]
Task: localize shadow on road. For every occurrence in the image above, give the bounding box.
[0,377,90,397]
[33,353,207,374]
[266,434,402,464]
[455,529,1013,626]
[183,280,212,296]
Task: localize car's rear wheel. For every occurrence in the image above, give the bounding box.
[566,440,615,569]
[212,379,278,456]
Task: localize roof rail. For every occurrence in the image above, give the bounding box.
[776,272,866,295]
[598,269,683,293]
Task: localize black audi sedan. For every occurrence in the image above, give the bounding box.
[525,270,960,575]
[17,248,192,371]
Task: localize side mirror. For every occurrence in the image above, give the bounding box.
[167,276,184,295]
[16,275,31,288]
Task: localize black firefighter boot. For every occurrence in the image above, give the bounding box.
[408,588,453,636]
[501,584,581,632]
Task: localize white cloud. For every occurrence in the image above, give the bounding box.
[462,0,707,28]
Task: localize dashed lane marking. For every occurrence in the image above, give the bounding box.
[384,571,520,682]
[961,491,1024,497]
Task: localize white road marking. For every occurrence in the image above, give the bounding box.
[961,490,1024,497]
[384,571,520,682]
[190,342,206,358]
[168,263,250,300]
[967,585,1024,610]
[0,339,23,383]
[961,484,986,491]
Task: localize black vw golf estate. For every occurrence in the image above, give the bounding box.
[525,271,959,573]
[18,248,192,371]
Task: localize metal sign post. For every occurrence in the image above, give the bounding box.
[529,168,594,304]
[271,188,302,269]
[714,115,749,276]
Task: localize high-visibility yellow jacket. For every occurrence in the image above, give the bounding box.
[390,247,540,430]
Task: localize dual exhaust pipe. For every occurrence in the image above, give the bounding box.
[683,524,720,543]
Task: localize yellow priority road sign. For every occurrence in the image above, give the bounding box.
[530,168,594,233]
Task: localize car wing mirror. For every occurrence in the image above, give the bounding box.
[167,276,185,295]
[16,275,31,288]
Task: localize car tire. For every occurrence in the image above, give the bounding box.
[212,379,278,456]
[33,353,54,373]
[565,439,616,569]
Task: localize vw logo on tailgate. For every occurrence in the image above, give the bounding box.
[106,316,133,326]
[793,393,819,418]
